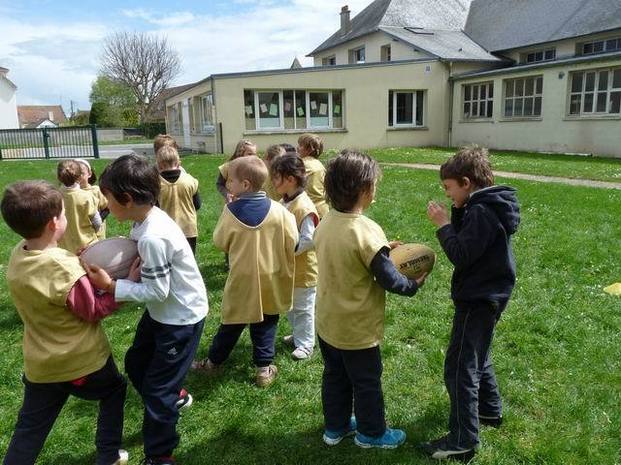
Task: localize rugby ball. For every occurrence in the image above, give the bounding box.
[389,243,436,280]
[81,237,139,279]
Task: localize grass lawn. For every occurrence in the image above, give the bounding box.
[362,147,621,183]
[0,155,620,465]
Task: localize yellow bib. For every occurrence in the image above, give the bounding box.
[303,157,329,218]
[58,187,98,254]
[159,172,199,237]
[84,185,107,240]
[287,192,318,288]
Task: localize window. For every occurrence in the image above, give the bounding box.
[581,37,621,55]
[521,48,556,64]
[463,82,494,119]
[569,68,621,115]
[167,104,181,133]
[244,90,344,131]
[381,44,392,62]
[349,46,365,64]
[199,94,214,132]
[504,76,543,118]
[388,90,425,127]
[322,56,336,66]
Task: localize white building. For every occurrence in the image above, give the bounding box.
[0,67,19,130]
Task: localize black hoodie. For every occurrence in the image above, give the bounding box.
[436,185,520,304]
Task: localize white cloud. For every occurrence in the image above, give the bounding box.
[121,9,196,27]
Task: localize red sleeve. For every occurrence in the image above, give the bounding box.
[67,276,120,322]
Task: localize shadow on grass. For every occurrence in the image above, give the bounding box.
[201,260,228,293]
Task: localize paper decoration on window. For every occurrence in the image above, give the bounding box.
[269,103,278,116]
[284,101,292,112]
[334,105,341,115]
[260,103,268,113]
[245,106,253,116]
[319,103,328,115]
[310,101,318,110]
[297,107,305,117]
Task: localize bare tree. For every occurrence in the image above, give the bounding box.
[100,31,181,124]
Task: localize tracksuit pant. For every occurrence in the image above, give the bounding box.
[287,287,316,351]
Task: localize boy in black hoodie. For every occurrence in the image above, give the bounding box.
[422,146,520,462]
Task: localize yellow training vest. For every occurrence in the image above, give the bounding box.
[213,201,298,324]
[263,177,282,202]
[286,192,318,288]
[58,186,98,255]
[314,210,389,350]
[159,172,199,237]
[302,157,329,218]
[7,242,111,382]
[84,184,107,240]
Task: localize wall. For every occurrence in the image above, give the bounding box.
[0,79,18,129]
[451,57,621,157]
[211,60,451,154]
[95,128,124,142]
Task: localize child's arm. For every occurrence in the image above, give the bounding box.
[90,210,102,232]
[370,247,423,296]
[193,191,202,211]
[66,276,119,322]
[295,213,318,256]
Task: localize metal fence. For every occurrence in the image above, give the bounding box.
[0,125,99,160]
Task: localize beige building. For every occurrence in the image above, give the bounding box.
[166,0,621,157]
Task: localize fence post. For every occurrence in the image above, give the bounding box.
[43,128,50,159]
[90,125,100,159]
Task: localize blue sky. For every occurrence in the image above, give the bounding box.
[0,0,370,114]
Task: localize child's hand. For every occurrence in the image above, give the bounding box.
[415,272,428,288]
[81,260,113,291]
[226,193,235,203]
[388,241,403,250]
[427,201,450,227]
[127,257,142,282]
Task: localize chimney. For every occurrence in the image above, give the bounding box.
[340,5,351,35]
[49,111,54,122]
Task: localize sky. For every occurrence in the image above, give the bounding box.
[0,0,371,114]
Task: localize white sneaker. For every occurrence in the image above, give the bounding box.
[283,335,294,347]
[110,449,128,465]
[291,346,313,360]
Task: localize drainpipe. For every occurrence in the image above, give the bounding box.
[447,61,454,148]
[210,76,222,154]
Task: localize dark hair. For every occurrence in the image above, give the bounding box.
[440,145,494,188]
[298,133,324,158]
[270,153,307,189]
[324,150,380,212]
[1,181,63,239]
[279,143,296,154]
[99,154,160,205]
[57,160,82,187]
[265,144,286,161]
[229,155,268,191]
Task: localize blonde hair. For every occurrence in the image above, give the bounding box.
[228,156,268,191]
[265,144,286,162]
[153,134,179,153]
[230,139,257,160]
[298,133,324,158]
[156,145,180,170]
[57,160,83,187]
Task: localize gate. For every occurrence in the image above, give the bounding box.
[0,125,99,160]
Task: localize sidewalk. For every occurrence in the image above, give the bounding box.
[382,162,621,190]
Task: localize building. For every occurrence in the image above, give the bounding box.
[17,105,67,129]
[165,0,621,157]
[0,67,19,130]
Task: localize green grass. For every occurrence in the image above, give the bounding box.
[0,155,620,464]
[361,147,621,183]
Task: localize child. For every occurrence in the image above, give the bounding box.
[279,143,296,154]
[155,145,201,255]
[90,154,208,465]
[193,156,298,387]
[75,158,109,240]
[423,146,520,462]
[262,144,286,201]
[57,159,100,254]
[154,134,179,154]
[297,133,329,218]
[270,153,318,360]
[314,150,425,449]
[1,181,127,465]
[216,139,257,202]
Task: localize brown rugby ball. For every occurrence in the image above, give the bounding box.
[389,243,436,280]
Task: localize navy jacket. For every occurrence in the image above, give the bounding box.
[436,185,520,303]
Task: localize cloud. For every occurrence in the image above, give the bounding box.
[122,9,196,27]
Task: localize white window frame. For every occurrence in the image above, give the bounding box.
[568,67,621,116]
[168,104,181,133]
[381,44,391,62]
[463,82,494,119]
[388,90,424,128]
[503,76,543,118]
[582,37,621,55]
[306,91,333,129]
[522,48,556,64]
[350,46,365,64]
[322,55,336,66]
[254,90,284,130]
[199,94,214,133]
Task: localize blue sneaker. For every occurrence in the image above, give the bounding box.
[323,417,357,446]
[354,427,406,449]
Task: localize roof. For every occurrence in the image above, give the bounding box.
[0,66,17,89]
[23,118,58,129]
[151,82,198,120]
[17,105,66,128]
[309,0,473,56]
[379,26,501,61]
[465,0,621,52]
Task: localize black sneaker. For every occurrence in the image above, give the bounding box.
[142,456,176,465]
[479,414,503,428]
[175,388,193,411]
[420,436,476,462]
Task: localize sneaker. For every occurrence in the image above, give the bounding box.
[191,358,222,375]
[110,449,128,465]
[255,364,278,387]
[175,388,193,410]
[355,428,406,449]
[283,334,294,347]
[142,456,176,465]
[420,436,476,462]
[291,346,313,360]
[479,414,503,428]
[323,416,357,446]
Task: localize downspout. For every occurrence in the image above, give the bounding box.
[210,76,223,154]
[447,61,454,148]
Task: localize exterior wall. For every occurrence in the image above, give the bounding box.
[0,79,19,129]
[96,128,124,142]
[212,60,451,154]
[313,31,432,66]
[451,57,621,157]
[165,80,218,153]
